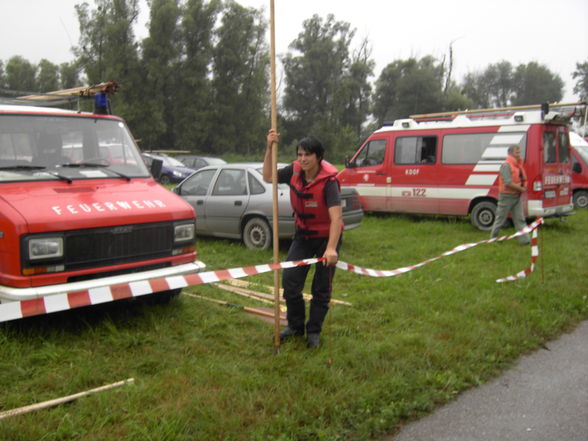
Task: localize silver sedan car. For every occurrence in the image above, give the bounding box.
[173,162,363,249]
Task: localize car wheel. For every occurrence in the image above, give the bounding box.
[573,190,588,209]
[242,217,272,250]
[159,174,171,185]
[471,200,496,231]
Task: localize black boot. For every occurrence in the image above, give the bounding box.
[307,333,320,348]
[280,327,304,342]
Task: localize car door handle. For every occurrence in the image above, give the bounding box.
[196,200,204,205]
[234,200,243,206]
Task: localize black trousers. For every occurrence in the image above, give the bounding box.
[282,235,341,334]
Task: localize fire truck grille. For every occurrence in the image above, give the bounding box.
[64,222,173,270]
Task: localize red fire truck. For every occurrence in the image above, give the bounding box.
[339,104,578,230]
[0,101,204,318]
[570,131,588,209]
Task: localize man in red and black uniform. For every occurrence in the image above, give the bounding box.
[263,129,343,348]
[490,144,530,245]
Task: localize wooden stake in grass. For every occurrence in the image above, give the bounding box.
[0,378,134,420]
[184,292,286,321]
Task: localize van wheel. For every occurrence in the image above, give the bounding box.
[573,190,588,209]
[242,217,271,250]
[471,201,496,231]
[159,174,171,185]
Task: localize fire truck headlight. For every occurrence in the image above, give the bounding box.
[174,223,195,243]
[28,237,64,260]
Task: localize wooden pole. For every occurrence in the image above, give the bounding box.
[269,0,281,353]
[0,378,134,420]
[184,293,284,320]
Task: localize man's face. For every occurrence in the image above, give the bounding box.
[297,147,319,172]
[511,146,521,160]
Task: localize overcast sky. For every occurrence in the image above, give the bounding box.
[2,0,587,102]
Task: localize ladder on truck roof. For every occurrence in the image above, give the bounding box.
[0,81,119,109]
[16,81,119,101]
[410,101,586,122]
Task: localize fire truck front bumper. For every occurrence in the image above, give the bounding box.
[0,260,206,303]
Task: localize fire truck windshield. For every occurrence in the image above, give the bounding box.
[0,114,150,182]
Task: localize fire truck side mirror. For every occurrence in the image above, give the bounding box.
[150,158,163,179]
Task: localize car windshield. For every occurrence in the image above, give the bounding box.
[161,156,187,167]
[0,114,150,182]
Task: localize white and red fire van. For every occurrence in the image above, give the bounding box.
[339,105,575,230]
[0,104,205,316]
[570,131,588,209]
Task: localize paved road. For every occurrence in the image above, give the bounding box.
[385,321,588,441]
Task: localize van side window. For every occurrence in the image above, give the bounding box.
[442,133,527,164]
[354,139,386,167]
[543,132,557,163]
[395,136,437,165]
[558,131,570,163]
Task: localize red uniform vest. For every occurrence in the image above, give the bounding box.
[289,160,342,238]
[499,155,527,194]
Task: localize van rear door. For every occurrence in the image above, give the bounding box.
[541,125,572,211]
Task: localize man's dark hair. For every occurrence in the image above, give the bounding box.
[297,136,324,161]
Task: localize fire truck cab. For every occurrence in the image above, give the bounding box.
[340,105,576,230]
[0,104,204,312]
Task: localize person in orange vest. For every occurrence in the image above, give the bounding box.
[490,144,531,245]
[263,129,343,349]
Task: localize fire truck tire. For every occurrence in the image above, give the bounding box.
[573,190,588,209]
[242,217,272,250]
[471,200,496,231]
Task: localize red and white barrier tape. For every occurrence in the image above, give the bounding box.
[0,259,321,323]
[0,219,542,323]
[337,217,543,284]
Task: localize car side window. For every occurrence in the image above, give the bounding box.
[213,169,246,196]
[248,172,265,195]
[182,169,216,196]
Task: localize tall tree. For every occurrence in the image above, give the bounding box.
[74,0,142,124]
[282,14,373,160]
[138,0,182,147]
[4,56,37,92]
[461,61,514,108]
[372,56,445,124]
[572,59,588,101]
[209,1,268,155]
[37,59,60,92]
[336,37,374,137]
[59,62,81,89]
[512,61,563,106]
[172,0,219,151]
[0,61,5,89]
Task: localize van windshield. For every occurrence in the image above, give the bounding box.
[0,114,150,182]
[576,145,588,164]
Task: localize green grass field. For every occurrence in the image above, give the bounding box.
[1,210,587,440]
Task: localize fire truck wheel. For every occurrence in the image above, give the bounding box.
[242,217,272,250]
[471,201,496,231]
[573,190,588,209]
